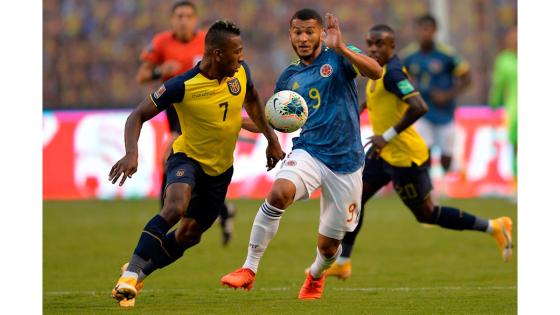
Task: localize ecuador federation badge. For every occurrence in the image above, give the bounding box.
[227,78,241,95]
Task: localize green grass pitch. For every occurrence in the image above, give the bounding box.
[44,196,516,314]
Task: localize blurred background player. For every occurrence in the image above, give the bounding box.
[221,9,383,299]
[325,24,513,280]
[110,20,285,307]
[402,14,472,174]
[136,1,236,246]
[489,26,517,178]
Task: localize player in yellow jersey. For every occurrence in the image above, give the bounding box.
[325,24,513,280]
[108,20,284,306]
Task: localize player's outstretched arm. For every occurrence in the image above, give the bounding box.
[324,13,382,80]
[241,117,261,133]
[243,86,285,170]
[108,97,162,186]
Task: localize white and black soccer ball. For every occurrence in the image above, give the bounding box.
[265,90,308,133]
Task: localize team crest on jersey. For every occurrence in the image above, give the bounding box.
[227,78,241,95]
[154,84,166,99]
[429,60,443,74]
[320,64,333,78]
[176,169,185,177]
[286,160,297,167]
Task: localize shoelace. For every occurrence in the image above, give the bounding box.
[308,277,322,289]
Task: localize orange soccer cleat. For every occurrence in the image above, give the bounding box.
[221,268,255,291]
[298,272,326,300]
[111,263,144,307]
[490,216,514,262]
[324,261,352,280]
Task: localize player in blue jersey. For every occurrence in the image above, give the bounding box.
[221,9,382,299]
[402,14,471,172]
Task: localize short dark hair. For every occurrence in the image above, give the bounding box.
[172,1,197,14]
[369,24,395,34]
[290,8,323,26]
[205,20,241,49]
[416,14,437,28]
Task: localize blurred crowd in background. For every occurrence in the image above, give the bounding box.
[43,0,517,109]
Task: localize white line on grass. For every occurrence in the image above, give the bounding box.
[44,286,516,296]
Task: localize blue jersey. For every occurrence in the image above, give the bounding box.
[275,45,364,174]
[402,43,469,125]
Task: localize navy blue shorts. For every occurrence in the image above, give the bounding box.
[362,148,432,207]
[165,153,233,230]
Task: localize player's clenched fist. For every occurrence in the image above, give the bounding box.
[108,153,138,186]
[265,141,285,171]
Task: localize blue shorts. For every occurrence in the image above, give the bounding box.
[362,148,432,207]
[165,153,234,230]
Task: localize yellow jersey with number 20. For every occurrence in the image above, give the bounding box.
[365,56,429,167]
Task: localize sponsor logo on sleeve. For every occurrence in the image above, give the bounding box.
[397,79,415,95]
[154,84,166,99]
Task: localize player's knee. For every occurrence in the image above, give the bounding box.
[317,238,340,258]
[410,203,435,224]
[318,243,339,258]
[267,181,295,209]
[161,194,189,222]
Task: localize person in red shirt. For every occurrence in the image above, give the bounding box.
[135,1,236,248]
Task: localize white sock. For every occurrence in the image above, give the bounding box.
[335,256,350,264]
[122,271,138,280]
[309,245,342,279]
[486,220,494,233]
[242,201,284,273]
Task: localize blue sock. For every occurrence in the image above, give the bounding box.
[430,206,488,231]
[151,230,185,269]
[133,215,172,260]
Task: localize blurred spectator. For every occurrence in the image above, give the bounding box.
[43,0,516,109]
[402,14,472,173]
[488,26,517,175]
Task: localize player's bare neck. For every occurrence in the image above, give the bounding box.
[300,48,322,65]
[420,41,434,53]
[173,32,194,43]
[199,59,226,82]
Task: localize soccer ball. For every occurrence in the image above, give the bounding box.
[265,90,308,133]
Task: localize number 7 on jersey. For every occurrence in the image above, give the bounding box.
[219,102,228,121]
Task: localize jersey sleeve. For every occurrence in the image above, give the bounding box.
[140,37,163,65]
[384,68,420,100]
[341,44,363,78]
[451,54,469,76]
[149,76,185,110]
[241,61,254,90]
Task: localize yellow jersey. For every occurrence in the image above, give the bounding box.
[365,56,429,167]
[150,61,252,176]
